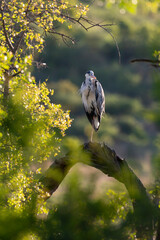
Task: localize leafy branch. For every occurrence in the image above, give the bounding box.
[0,2,14,53]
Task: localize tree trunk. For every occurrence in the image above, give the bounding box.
[4,72,10,100]
[40,142,156,240]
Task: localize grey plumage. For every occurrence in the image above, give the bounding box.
[80,70,105,132]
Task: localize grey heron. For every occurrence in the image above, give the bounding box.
[80,70,105,142]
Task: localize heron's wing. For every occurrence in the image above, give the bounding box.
[79,81,85,96]
[95,81,105,117]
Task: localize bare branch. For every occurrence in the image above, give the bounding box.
[131,58,160,64]
[131,58,160,69]
[79,17,121,63]
[48,29,76,45]
[32,61,47,69]
[102,27,121,64]
[50,12,120,60]
[73,16,121,63]
[131,58,160,68]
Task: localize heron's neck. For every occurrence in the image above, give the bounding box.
[85,76,92,85]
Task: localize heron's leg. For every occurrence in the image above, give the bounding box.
[90,129,94,142]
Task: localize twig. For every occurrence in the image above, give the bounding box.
[79,16,121,64]
[48,30,76,45]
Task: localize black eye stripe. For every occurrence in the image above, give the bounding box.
[86,70,94,75]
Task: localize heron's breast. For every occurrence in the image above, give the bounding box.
[82,88,96,112]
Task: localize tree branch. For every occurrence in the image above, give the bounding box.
[0,2,14,53]
[40,142,155,240]
[131,58,160,64]
[48,30,76,45]
[13,31,25,55]
[12,0,32,55]
[131,58,160,69]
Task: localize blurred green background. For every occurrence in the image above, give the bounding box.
[33,0,160,185]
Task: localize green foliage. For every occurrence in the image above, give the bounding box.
[0,73,72,213]
[0,172,135,240]
[108,94,143,115]
[49,80,81,112]
[0,0,84,217]
[106,0,160,15]
[39,174,134,240]
[0,0,89,55]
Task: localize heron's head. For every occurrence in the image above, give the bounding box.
[85,70,95,78]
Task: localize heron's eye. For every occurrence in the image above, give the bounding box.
[86,70,94,76]
[90,72,94,76]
